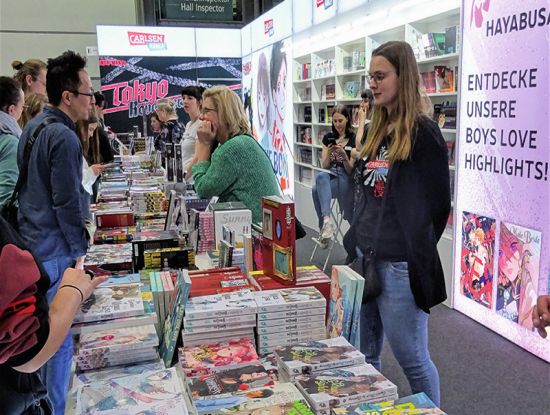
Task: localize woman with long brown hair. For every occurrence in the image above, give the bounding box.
[354,41,450,405]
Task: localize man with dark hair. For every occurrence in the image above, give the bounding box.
[17,50,94,414]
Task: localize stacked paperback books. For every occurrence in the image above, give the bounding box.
[75,367,189,414]
[179,337,259,377]
[254,287,327,355]
[197,211,215,254]
[273,337,366,380]
[182,290,258,347]
[84,243,133,272]
[75,324,159,371]
[294,364,398,415]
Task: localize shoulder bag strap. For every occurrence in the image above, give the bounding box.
[7,117,57,206]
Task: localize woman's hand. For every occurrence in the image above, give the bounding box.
[60,268,108,302]
[331,144,348,159]
[532,295,550,338]
[194,138,213,162]
[197,120,217,144]
[90,164,107,176]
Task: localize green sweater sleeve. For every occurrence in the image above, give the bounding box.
[192,141,240,198]
[0,133,19,207]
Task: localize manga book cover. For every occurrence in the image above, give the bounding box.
[180,337,259,376]
[84,243,133,270]
[78,324,159,355]
[184,290,257,320]
[496,222,542,330]
[231,399,314,415]
[160,270,192,367]
[253,287,325,312]
[460,212,496,308]
[74,283,145,323]
[327,266,356,342]
[274,337,365,376]
[295,364,397,410]
[332,392,446,414]
[193,382,304,414]
[76,368,188,414]
[74,360,165,388]
[188,364,275,398]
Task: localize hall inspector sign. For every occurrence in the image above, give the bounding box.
[164,0,234,21]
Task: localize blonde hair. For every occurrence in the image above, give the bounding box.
[155,98,177,117]
[19,93,48,129]
[12,59,47,93]
[203,85,251,138]
[361,41,424,162]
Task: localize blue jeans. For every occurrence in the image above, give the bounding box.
[359,260,440,406]
[312,167,354,229]
[41,255,75,415]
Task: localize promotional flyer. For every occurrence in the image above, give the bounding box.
[455,0,550,361]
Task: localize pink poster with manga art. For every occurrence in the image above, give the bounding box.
[454,0,550,361]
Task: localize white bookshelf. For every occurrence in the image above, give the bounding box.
[292,6,460,307]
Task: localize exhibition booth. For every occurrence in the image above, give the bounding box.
[95,0,549,365]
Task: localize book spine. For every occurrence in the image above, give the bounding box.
[257,298,326,313]
[184,307,257,320]
[256,306,326,320]
[175,143,183,182]
[182,321,255,334]
[257,326,326,341]
[257,331,326,349]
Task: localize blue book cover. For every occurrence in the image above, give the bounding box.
[327,266,357,341]
[344,266,364,349]
[98,273,140,287]
[332,392,446,414]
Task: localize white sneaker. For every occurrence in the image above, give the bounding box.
[320,220,336,242]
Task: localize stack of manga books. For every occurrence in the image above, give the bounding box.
[71,275,157,336]
[75,324,160,371]
[197,211,215,254]
[75,367,189,414]
[249,265,331,312]
[331,392,447,414]
[191,381,312,415]
[294,364,398,415]
[253,287,327,355]
[178,337,260,377]
[84,243,133,272]
[273,337,366,381]
[188,266,258,297]
[326,266,364,349]
[73,283,145,324]
[93,226,136,244]
[186,362,276,399]
[181,290,258,347]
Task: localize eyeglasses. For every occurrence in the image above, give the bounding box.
[69,90,95,99]
[366,71,395,84]
[200,107,217,115]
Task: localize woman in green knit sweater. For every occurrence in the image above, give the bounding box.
[192,86,280,223]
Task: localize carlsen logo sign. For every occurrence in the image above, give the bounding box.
[264,19,274,37]
[478,1,550,37]
[127,31,167,51]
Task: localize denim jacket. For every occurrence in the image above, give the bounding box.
[17,107,87,261]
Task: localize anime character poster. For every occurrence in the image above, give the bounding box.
[496,223,541,330]
[98,56,241,135]
[251,37,294,196]
[460,212,496,309]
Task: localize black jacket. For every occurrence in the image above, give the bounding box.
[354,116,451,312]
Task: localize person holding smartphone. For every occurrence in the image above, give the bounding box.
[312,105,356,246]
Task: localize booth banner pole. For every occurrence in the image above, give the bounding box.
[454,0,550,362]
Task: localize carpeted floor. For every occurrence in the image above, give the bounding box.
[297,227,550,415]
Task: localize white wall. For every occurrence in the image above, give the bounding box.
[0,0,138,88]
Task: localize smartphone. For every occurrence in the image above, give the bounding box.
[325,136,337,147]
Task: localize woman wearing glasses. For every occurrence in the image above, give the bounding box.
[354,41,450,406]
[192,86,279,223]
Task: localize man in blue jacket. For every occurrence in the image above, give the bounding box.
[17,50,94,414]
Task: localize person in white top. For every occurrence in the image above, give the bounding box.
[76,113,106,218]
[180,85,205,182]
